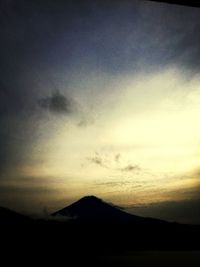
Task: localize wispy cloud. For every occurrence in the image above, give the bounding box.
[87,153,108,168]
[120,164,141,172]
[87,152,142,173]
[77,117,94,128]
[95,180,142,188]
[115,153,121,163]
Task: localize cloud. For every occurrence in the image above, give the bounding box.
[38,91,94,128]
[87,152,142,173]
[88,154,107,168]
[77,117,94,127]
[90,156,102,165]
[87,152,120,169]
[95,180,143,189]
[38,91,76,115]
[120,164,141,172]
[115,153,121,163]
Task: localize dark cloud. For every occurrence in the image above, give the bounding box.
[121,164,141,172]
[0,0,200,87]
[38,91,94,126]
[38,91,75,115]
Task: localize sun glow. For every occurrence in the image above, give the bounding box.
[13,68,199,208]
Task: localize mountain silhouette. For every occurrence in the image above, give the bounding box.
[0,206,30,224]
[1,196,200,252]
[52,195,169,225]
[50,195,200,251]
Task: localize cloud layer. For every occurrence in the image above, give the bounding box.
[1,0,200,217]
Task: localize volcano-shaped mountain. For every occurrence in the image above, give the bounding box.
[50,196,200,250]
[52,195,168,225]
[1,196,200,251]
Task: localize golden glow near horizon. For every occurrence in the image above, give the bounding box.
[2,67,200,213]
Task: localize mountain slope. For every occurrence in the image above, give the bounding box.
[0,206,30,224]
[52,195,169,225]
[51,196,200,250]
[1,197,200,252]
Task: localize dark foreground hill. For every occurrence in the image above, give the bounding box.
[0,196,200,255]
[0,206,31,224]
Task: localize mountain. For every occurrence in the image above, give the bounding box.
[52,195,169,225]
[0,206,31,224]
[51,195,200,250]
[1,196,200,252]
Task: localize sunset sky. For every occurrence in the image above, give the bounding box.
[0,0,200,223]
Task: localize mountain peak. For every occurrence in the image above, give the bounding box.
[52,195,169,225]
[77,195,103,203]
[52,195,133,222]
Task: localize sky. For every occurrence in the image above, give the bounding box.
[0,0,200,224]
